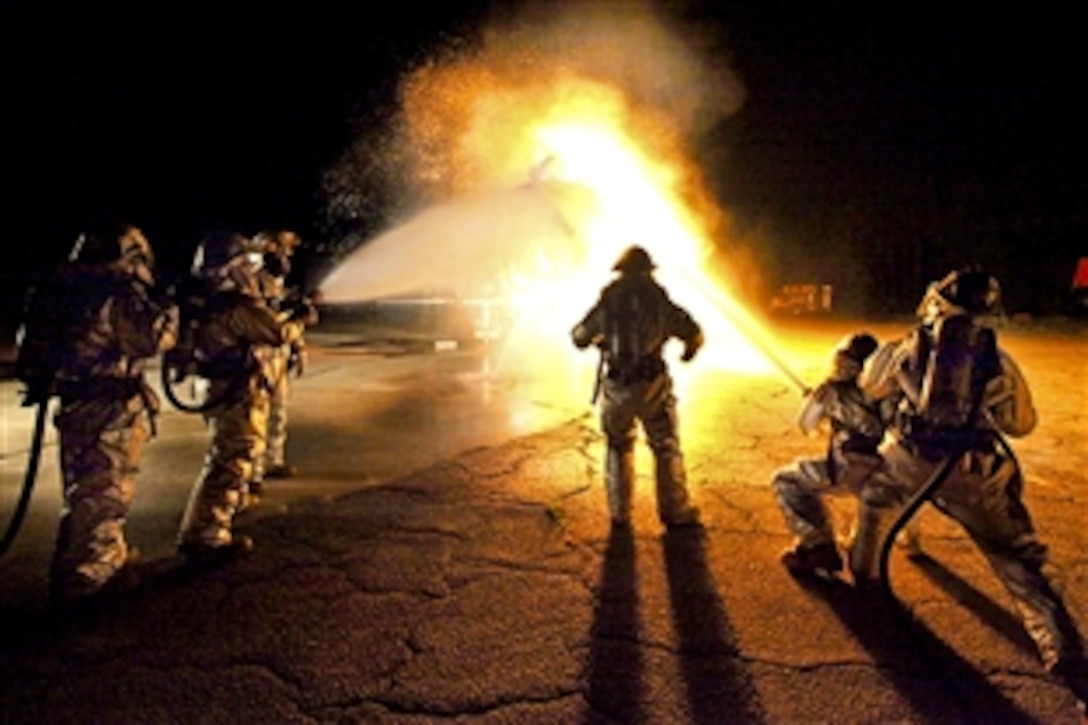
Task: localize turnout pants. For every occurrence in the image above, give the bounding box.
[260,344,291,476]
[853,439,1085,670]
[52,394,149,597]
[772,452,885,549]
[600,372,696,524]
[178,377,269,549]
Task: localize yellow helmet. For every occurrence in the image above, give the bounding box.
[612,245,655,273]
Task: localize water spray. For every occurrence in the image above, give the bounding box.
[678,267,811,395]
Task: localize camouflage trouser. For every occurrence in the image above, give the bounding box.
[853,439,1085,670]
[52,394,149,597]
[262,344,291,473]
[600,373,696,524]
[772,452,884,548]
[178,377,269,549]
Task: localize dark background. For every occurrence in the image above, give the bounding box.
[2,1,1086,318]
[698,2,1087,314]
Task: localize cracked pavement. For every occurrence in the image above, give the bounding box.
[1,318,1086,722]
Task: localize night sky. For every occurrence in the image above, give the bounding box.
[3,1,1085,315]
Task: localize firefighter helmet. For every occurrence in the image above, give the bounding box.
[837,332,879,364]
[918,266,1002,320]
[69,222,155,284]
[191,231,260,277]
[830,331,879,381]
[70,222,151,266]
[612,245,656,273]
[253,229,301,253]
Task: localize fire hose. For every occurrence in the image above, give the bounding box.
[159,352,249,414]
[876,430,1019,601]
[0,400,48,558]
[160,362,220,413]
[680,269,812,395]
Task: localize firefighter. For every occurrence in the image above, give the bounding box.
[176,231,307,565]
[772,332,893,576]
[251,229,317,486]
[44,222,178,599]
[571,245,703,529]
[853,267,1088,706]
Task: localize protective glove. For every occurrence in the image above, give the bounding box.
[288,341,306,377]
[19,375,53,407]
[571,324,602,350]
[289,297,319,326]
[681,332,704,362]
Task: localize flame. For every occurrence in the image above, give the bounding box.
[451,78,774,400]
[327,30,783,407]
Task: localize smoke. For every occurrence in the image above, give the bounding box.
[319,2,792,386]
[322,1,744,232]
[480,1,745,138]
[320,0,752,304]
[395,1,745,198]
[319,180,597,302]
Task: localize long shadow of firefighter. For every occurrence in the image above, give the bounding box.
[663,525,764,724]
[794,574,1041,723]
[586,527,645,722]
[585,525,766,724]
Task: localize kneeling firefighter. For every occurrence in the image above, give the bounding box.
[772,332,890,577]
[571,245,703,529]
[176,231,309,565]
[14,222,178,599]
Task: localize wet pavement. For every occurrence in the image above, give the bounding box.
[0,316,1086,723]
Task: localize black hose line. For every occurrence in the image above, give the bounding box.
[0,400,48,558]
[877,432,1018,602]
[159,364,240,414]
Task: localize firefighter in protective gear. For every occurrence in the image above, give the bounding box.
[772,332,896,576]
[176,231,307,564]
[854,267,1088,704]
[252,229,317,484]
[48,222,178,599]
[571,245,703,528]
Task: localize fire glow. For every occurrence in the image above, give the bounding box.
[321,12,781,398]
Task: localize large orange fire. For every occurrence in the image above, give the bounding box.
[321,10,786,404]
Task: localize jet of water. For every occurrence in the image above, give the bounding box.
[319,180,595,303]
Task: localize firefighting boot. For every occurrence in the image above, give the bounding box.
[1049,653,1088,718]
[654,449,700,528]
[848,503,887,588]
[781,542,844,577]
[606,446,635,527]
[895,522,925,559]
[264,463,297,479]
[179,535,254,569]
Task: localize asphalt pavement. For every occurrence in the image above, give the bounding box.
[1,316,1086,723]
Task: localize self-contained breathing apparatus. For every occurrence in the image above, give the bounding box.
[876,267,1009,598]
[12,265,94,406]
[1,264,96,556]
[159,231,259,413]
[159,231,317,411]
[4,225,164,556]
[161,272,216,384]
[898,312,1002,459]
[157,269,247,414]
